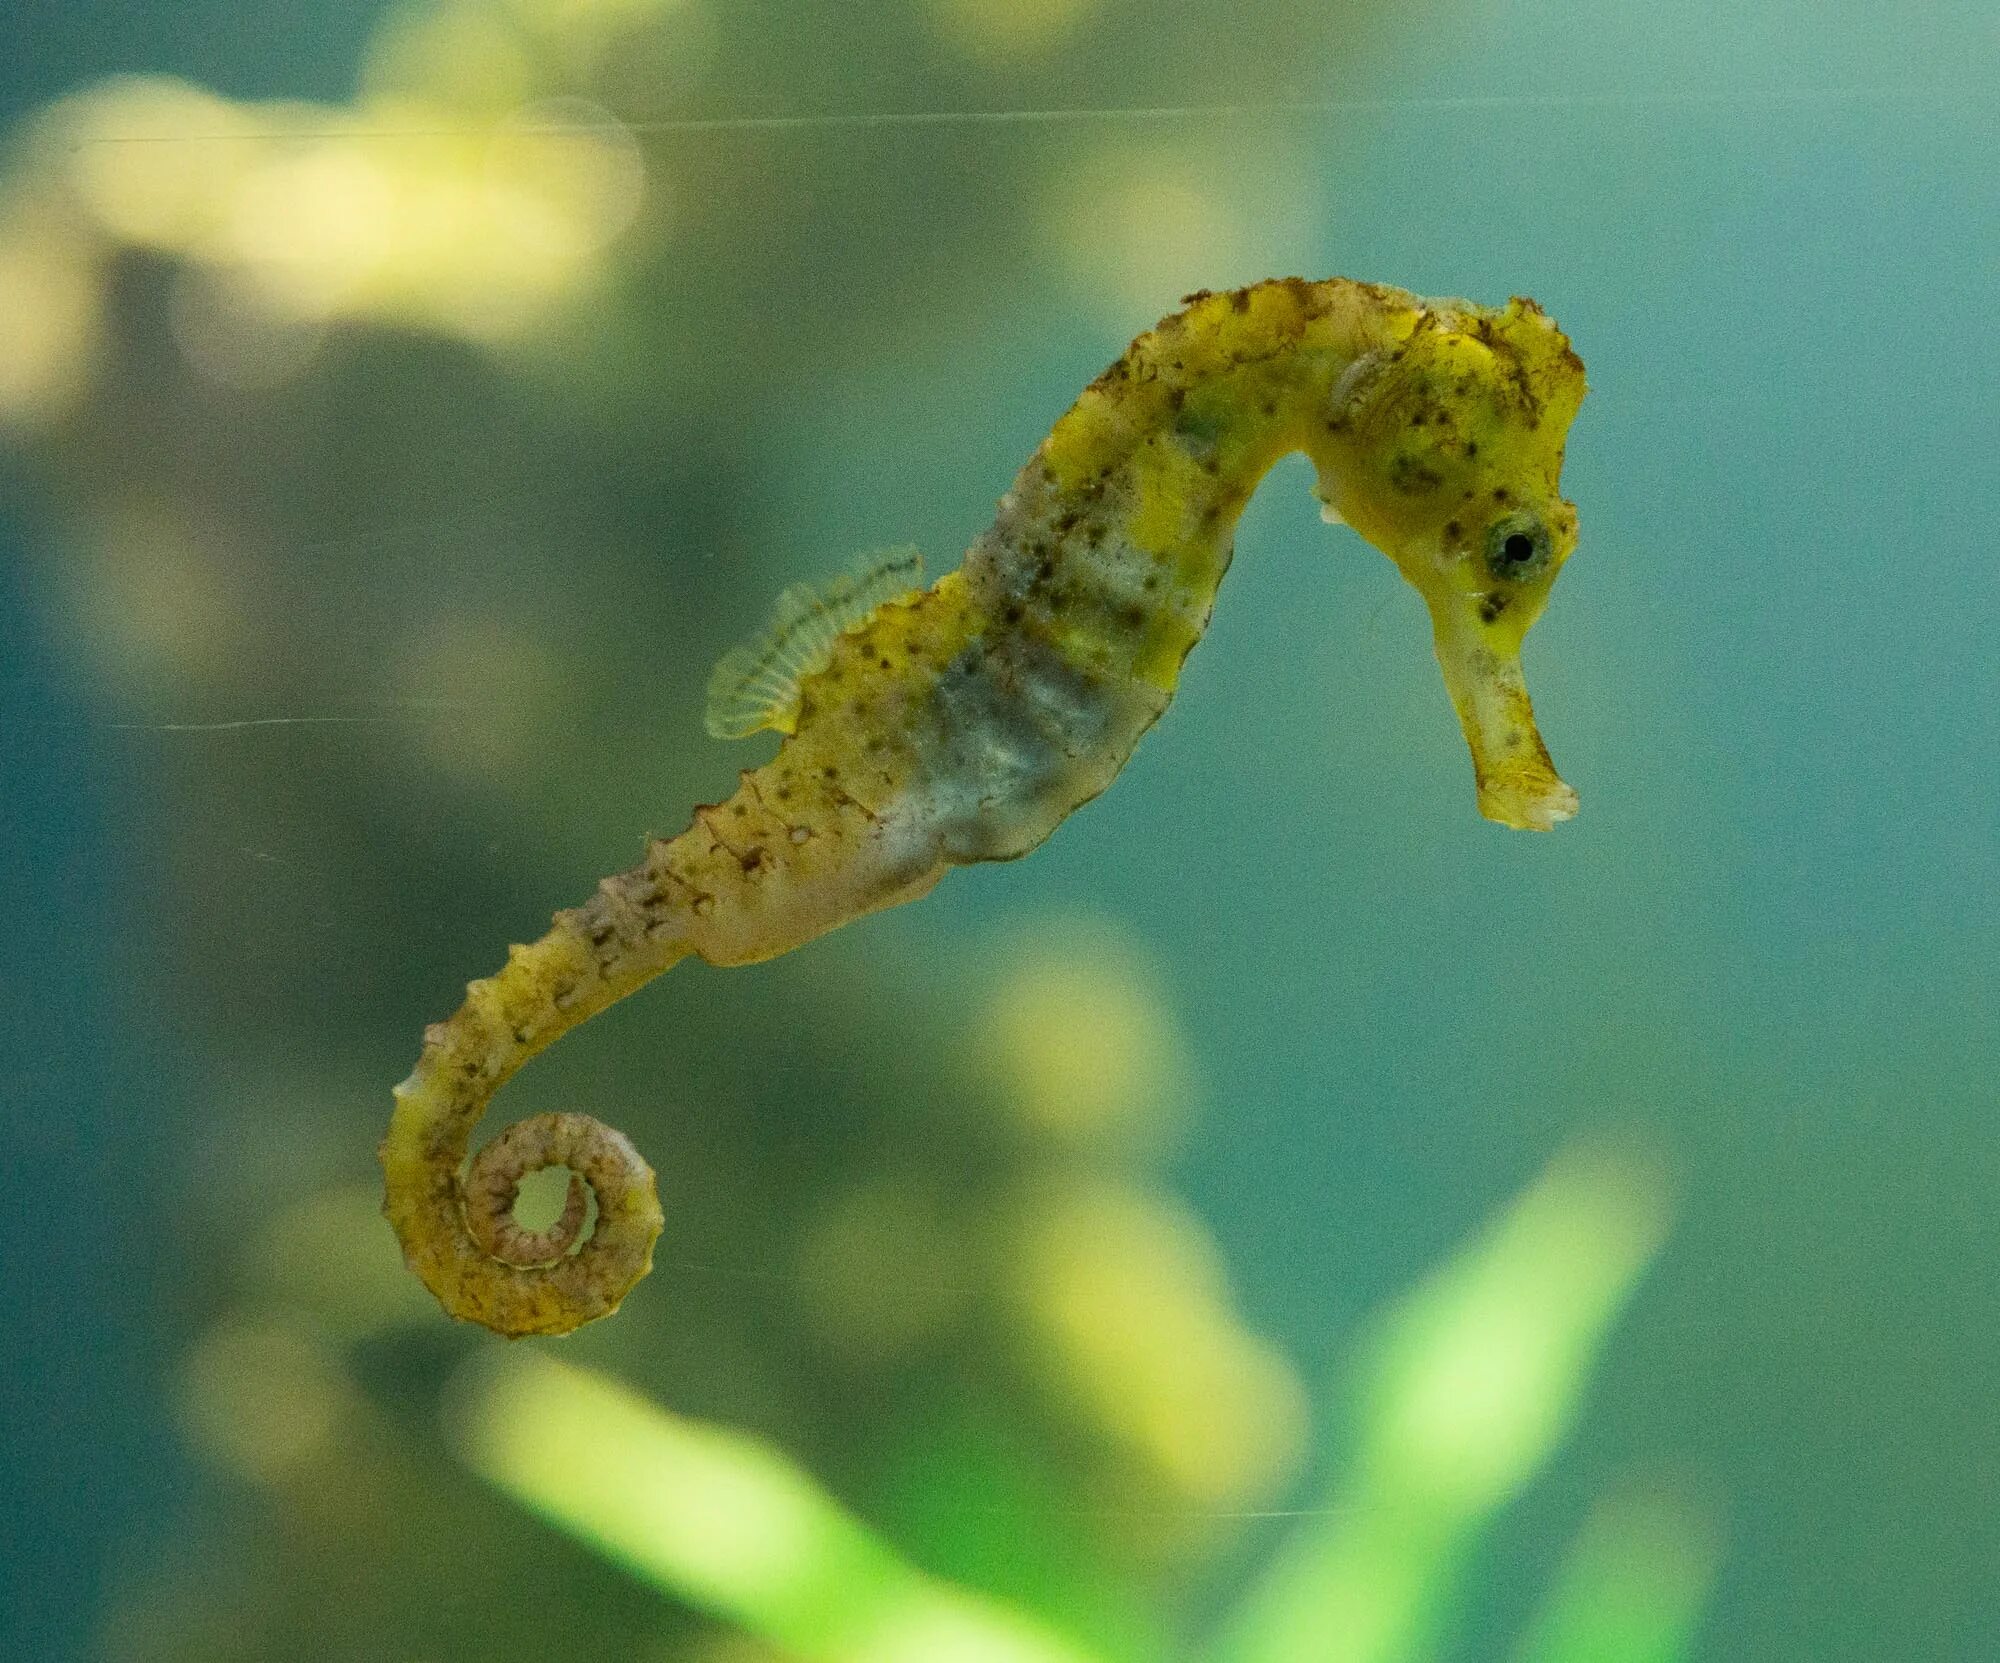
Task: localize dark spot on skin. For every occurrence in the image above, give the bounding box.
[1230,289,1252,312]
[1411,412,1427,427]
[1142,574,1159,591]
[1002,604,1023,625]
[740,848,765,874]
[1119,605,1146,629]
[1174,403,1224,447]
[1465,441,1478,457]
[1479,595,1510,624]
[878,658,891,669]
[731,804,747,819]
[1492,486,1512,504]
[821,766,839,781]
[1444,520,1462,540]
[1389,453,1444,495]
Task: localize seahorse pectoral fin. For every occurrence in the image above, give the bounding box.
[1428,610,1577,832]
[705,545,925,739]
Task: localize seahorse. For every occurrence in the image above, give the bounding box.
[382,276,1589,1336]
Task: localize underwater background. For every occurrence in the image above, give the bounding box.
[2,1,1995,1659]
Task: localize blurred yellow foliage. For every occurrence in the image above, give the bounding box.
[1001,1178,1307,1514]
[925,0,1103,64]
[975,916,1193,1149]
[7,69,652,405]
[178,1313,360,1487]
[0,199,101,427]
[795,1174,971,1365]
[1042,137,1318,322]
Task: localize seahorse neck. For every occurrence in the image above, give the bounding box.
[963,278,1404,693]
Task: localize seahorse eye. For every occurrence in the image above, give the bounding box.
[1484,513,1552,582]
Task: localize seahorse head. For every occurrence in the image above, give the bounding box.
[1315,295,1590,830]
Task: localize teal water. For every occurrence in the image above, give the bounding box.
[2,3,1994,1660]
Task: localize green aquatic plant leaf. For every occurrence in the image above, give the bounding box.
[446,1142,1694,1663]
[1210,1142,1673,1663]
[452,1350,1110,1663]
[1511,1481,1722,1663]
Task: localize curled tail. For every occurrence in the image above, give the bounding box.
[381,863,681,1337]
[381,757,947,1336]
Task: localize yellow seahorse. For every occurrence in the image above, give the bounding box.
[382,276,1589,1336]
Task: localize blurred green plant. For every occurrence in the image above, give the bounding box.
[454,1141,1715,1663]
[1213,1143,1691,1663]
[455,1350,1103,1663]
[1511,1483,1721,1663]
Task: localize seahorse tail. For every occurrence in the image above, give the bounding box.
[381,760,948,1335]
[380,868,687,1337]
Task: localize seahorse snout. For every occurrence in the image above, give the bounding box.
[1428,616,1577,832]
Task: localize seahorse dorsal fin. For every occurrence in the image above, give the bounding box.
[704,545,924,739]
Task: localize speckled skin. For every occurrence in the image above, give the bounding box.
[382,276,1589,1336]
